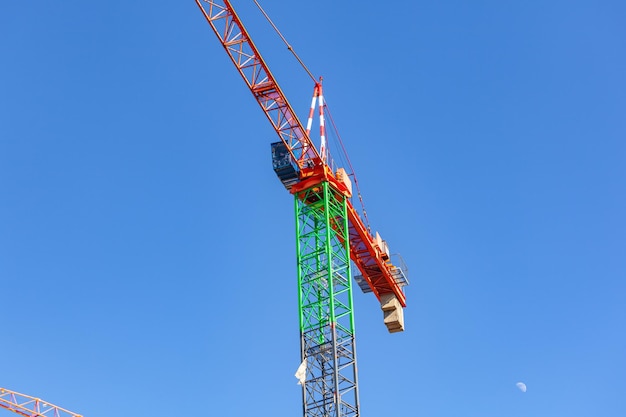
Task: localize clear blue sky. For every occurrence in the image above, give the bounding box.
[1,1,625,416]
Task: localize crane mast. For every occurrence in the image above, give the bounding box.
[196,1,409,416]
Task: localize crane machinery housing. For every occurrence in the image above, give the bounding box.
[196,1,410,416]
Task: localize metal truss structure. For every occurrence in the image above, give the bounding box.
[295,182,359,417]
[195,0,320,172]
[196,1,410,416]
[0,388,82,417]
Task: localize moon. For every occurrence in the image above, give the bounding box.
[516,382,527,393]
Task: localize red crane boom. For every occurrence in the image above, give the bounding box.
[195,0,320,170]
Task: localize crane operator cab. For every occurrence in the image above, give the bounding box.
[271,141,299,190]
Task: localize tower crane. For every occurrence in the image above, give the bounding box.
[0,387,82,417]
[196,1,410,416]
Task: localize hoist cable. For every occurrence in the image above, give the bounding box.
[325,105,373,233]
[253,0,317,83]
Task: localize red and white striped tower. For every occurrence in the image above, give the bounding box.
[305,80,327,163]
[318,80,326,163]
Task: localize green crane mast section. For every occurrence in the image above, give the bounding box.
[296,182,359,416]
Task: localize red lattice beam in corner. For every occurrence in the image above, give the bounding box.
[0,387,82,417]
